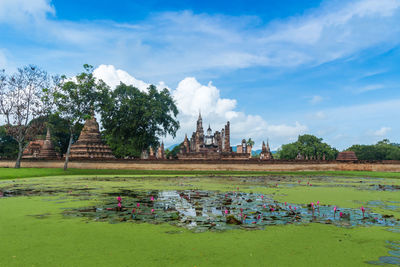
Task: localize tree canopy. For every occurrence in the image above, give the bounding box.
[0,65,50,168]
[347,139,400,160]
[279,134,338,160]
[50,64,107,170]
[98,83,179,158]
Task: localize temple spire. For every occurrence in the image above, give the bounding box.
[45,127,51,141]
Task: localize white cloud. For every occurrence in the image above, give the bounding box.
[357,84,384,93]
[310,95,323,104]
[300,99,400,149]
[93,65,308,149]
[373,127,391,137]
[93,64,169,92]
[0,0,54,23]
[0,50,7,69]
[2,0,400,80]
[93,64,150,91]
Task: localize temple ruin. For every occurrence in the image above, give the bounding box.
[178,113,251,160]
[336,151,358,161]
[260,140,273,160]
[22,128,58,159]
[69,116,115,159]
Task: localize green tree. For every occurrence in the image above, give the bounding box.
[165,143,183,159]
[279,134,338,160]
[246,138,255,147]
[347,139,400,160]
[28,114,83,156]
[0,66,50,168]
[98,83,179,158]
[0,125,18,159]
[51,64,106,170]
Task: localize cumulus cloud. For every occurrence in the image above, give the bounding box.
[93,65,308,149]
[373,127,391,137]
[93,64,168,91]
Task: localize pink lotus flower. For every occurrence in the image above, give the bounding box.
[237,187,239,190]
[317,201,319,205]
[339,212,343,218]
[270,208,275,212]
[334,206,337,212]
[117,196,122,202]
[137,203,140,208]
[289,205,292,210]
[310,184,312,186]
[150,196,154,201]
[257,215,261,220]
[263,205,266,208]
[240,208,243,213]
[294,207,297,211]
[361,206,365,218]
[285,202,287,206]
[311,202,314,207]
[132,208,135,213]
[118,202,122,208]
[261,195,264,199]
[224,209,229,215]
[151,209,154,213]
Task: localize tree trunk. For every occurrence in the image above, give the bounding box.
[14,142,23,169]
[63,131,74,171]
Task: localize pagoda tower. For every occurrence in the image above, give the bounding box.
[260,140,273,160]
[69,116,114,159]
[38,128,57,159]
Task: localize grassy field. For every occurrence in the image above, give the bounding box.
[1,167,400,180]
[0,168,399,266]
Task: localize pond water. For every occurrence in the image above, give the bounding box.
[63,189,400,233]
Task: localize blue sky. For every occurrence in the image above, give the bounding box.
[1,0,400,150]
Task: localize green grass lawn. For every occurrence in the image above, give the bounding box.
[0,168,399,266]
[1,167,400,180]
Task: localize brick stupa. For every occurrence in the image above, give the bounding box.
[69,116,114,159]
[39,128,57,158]
[23,128,57,159]
[336,151,358,161]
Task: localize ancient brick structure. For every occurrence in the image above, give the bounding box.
[236,139,252,158]
[156,142,165,159]
[39,128,57,158]
[22,128,58,159]
[178,113,250,160]
[336,151,358,161]
[259,140,273,160]
[69,116,114,159]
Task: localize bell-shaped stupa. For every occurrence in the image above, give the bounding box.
[69,115,114,159]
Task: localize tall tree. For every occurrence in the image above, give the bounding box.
[279,134,338,160]
[98,83,179,158]
[51,64,106,170]
[246,138,255,147]
[0,66,49,168]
